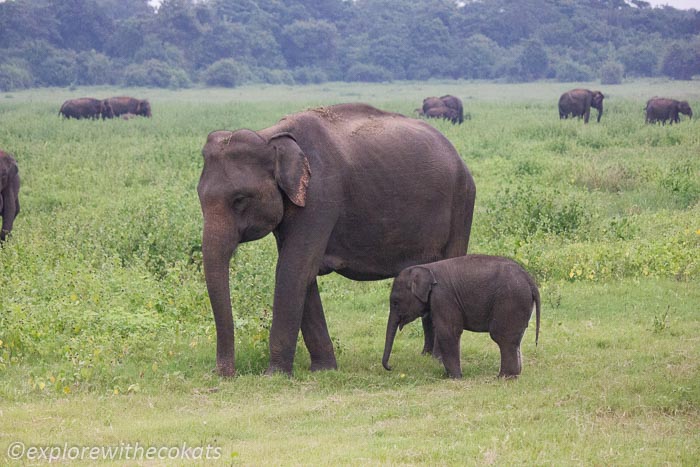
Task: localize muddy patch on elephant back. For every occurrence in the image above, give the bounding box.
[350,116,384,137]
[310,106,343,123]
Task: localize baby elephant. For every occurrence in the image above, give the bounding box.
[382,255,540,379]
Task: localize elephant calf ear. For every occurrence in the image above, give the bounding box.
[409,267,436,303]
[270,133,311,207]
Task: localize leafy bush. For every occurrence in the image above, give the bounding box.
[168,68,192,89]
[252,68,295,85]
[0,63,33,91]
[554,59,594,82]
[345,64,392,83]
[32,49,77,86]
[202,59,250,88]
[123,59,190,88]
[600,60,624,84]
[292,66,328,84]
[485,184,592,240]
[659,160,700,208]
[74,50,113,85]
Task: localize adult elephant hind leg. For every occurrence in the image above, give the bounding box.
[301,279,337,372]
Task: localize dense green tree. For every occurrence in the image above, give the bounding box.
[661,42,698,80]
[0,0,698,88]
[50,0,111,52]
[280,20,338,68]
[518,39,550,81]
[618,43,659,77]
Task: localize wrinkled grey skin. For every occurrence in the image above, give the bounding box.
[0,150,20,242]
[558,89,604,123]
[645,97,693,124]
[422,95,464,124]
[383,255,540,379]
[197,103,476,377]
[59,98,114,119]
[107,96,152,118]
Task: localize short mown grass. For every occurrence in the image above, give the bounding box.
[1,80,698,465]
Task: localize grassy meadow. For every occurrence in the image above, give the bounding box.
[0,80,699,465]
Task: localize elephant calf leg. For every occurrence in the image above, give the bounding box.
[436,331,462,379]
[421,314,436,356]
[496,342,522,379]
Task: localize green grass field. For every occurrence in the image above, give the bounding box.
[1,80,698,465]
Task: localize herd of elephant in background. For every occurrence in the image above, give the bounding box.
[58,96,152,120]
[0,88,694,380]
[421,89,693,126]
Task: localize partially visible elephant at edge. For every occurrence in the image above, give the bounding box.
[422,95,464,124]
[107,96,152,118]
[645,97,693,124]
[59,97,114,119]
[197,103,476,376]
[382,255,540,379]
[558,89,604,123]
[0,150,20,242]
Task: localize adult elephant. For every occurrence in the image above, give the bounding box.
[422,95,463,124]
[198,103,476,377]
[645,97,693,124]
[558,89,604,123]
[59,98,114,119]
[439,95,464,124]
[107,96,152,118]
[0,150,20,242]
[425,105,459,123]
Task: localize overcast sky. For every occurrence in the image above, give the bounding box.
[144,0,698,10]
[645,0,699,9]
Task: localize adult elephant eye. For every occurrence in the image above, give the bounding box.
[232,196,248,211]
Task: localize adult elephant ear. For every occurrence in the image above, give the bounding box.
[269,132,311,207]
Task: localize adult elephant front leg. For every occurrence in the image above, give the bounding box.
[267,240,329,375]
[301,279,337,371]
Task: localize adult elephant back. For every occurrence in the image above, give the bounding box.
[107,96,152,117]
[198,103,476,376]
[558,88,604,123]
[59,98,113,119]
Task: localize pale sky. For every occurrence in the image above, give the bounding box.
[645,0,700,9]
[145,0,699,10]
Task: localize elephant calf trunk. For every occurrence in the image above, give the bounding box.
[382,313,400,371]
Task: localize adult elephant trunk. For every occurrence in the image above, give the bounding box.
[596,103,604,122]
[382,311,401,371]
[201,209,239,376]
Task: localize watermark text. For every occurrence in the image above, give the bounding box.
[7,441,222,462]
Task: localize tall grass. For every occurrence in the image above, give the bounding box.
[1,81,698,464]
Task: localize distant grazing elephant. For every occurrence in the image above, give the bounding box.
[198,103,476,377]
[383,255,540,379]
[422,95,464,124]
[558,89,604,123]
[107,96,152,118]
[645,97,693,124]
[425,105,460,123]
[59,98,114,119]
[0,150,20,242]
[438,95,464,124]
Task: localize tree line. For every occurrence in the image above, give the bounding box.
[1,0,699,91]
